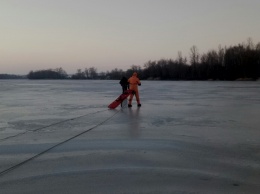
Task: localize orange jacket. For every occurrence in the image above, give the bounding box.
[128,72,141,92]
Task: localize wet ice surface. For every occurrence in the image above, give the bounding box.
[0,80,260,194]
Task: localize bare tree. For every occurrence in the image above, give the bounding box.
[89,67,98,79]
[246,37,254,50]
[84,68,89,79]
[190,45,200,65]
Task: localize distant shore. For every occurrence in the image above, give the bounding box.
[0,75,259,81]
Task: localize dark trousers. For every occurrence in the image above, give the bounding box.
[122,86,128,93]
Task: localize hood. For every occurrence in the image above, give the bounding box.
[133,72,137,76]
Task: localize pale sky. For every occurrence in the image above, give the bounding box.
[1,0,260,74]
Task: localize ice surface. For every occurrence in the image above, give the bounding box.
[0,80,260,193]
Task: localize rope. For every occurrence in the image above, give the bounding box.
[0,109,108,142]
[0,88,141,176]
[0,108,120,177]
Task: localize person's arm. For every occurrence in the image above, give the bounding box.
[137,79,141,86]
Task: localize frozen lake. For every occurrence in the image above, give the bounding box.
[0,80,260,193]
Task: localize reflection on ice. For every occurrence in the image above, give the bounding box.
[127,107,141,138]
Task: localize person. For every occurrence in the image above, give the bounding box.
[119,76,129,93]
[128,72,141,107]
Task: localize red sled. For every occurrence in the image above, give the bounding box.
[108,90,134,109]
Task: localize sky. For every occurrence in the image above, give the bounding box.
[1,0,260,75]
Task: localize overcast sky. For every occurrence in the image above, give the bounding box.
[1,0,260,74]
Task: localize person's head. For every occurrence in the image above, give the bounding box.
[133,72,137,76]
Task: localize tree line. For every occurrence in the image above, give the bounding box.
[9,39,260,81]
[0,74,26,79]
[138,39,260,81]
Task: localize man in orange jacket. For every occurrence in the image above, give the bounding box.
[128,72,141,107]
